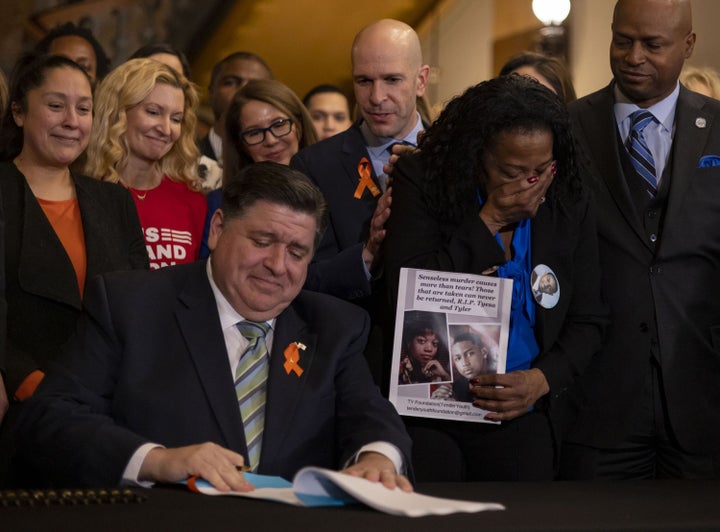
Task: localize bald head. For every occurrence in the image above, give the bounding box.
[352,19,423,71]
[613,0,692,32]
[351,19,429,140]
[610,0,695,107]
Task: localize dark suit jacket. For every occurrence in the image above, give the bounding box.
[385,154,607,436]
[0,161,148,395]
[567,83,720,453]
[17,261,412,486]
[290,125,381,300]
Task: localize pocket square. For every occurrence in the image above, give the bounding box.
[698,155,720,168]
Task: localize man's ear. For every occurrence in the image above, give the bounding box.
[684,31,697,59]
[207,209,224,252]
[416,64,430,97]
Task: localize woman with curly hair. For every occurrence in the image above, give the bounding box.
[398,311,450,385]
[385,74,606,481]
[85,58,206,269]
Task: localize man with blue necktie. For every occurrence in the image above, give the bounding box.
[564,0,720,479]
[291,18,429,301]
[291,19,430,393]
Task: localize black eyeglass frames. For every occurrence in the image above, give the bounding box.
[239,118,294,146]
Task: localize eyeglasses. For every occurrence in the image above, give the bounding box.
[239,118,294,146]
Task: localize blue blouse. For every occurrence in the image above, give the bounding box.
[494,218,540,372]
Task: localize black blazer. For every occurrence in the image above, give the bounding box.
[384,153,607,433]
[568,83,720,453]
[17,261,412,486]
[0,161,148,394]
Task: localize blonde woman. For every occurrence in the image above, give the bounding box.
[86,58,206,269]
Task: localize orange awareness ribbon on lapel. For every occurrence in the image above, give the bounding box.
[354,157,381,199]
[283,343,304,377]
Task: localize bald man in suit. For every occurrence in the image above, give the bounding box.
[291,19,430,392]
[291,19,429,300]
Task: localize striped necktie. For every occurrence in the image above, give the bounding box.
[626,110,658,196]
[235,320,270,470]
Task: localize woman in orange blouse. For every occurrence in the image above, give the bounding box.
[0,54,148,409]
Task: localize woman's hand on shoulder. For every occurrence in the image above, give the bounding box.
[362,187,392,274]
[383,143,419,179]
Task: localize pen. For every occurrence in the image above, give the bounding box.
[236,465,251,472]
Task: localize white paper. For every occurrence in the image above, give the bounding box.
[293,467,505,517]
[187,467,505,517]
[389,268,513,423]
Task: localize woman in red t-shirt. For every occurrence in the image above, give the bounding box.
[85,58,207,269]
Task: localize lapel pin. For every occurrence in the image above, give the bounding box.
[531,264,560,310]
[283,342,305,377]
[696,117,707,128]
[354,157,380,199]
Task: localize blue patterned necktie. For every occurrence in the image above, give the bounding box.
[626,110,658,196]
[235,320,270,470]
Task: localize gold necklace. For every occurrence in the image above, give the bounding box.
[127,186,148,200]
[122,176,161,201]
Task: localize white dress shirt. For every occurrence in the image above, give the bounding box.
[122,259,403,485]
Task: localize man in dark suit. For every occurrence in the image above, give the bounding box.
[16,163,412,491]
[291,20,429,392]
[564,0,720,479]
[197,52,273,190]
[291,19,429,300]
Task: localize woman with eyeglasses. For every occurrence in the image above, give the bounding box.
[200,79,317,257]
[224,79,317,170]
[85,58,207,269]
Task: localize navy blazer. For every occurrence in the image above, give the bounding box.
[384,153,607,435]
[291,125,382,300]
[17,261,412,486]
[567,83,720,453]
[0,161,148,394]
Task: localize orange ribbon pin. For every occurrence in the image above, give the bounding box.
[283,342,305,377]
[354,157,381,199]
